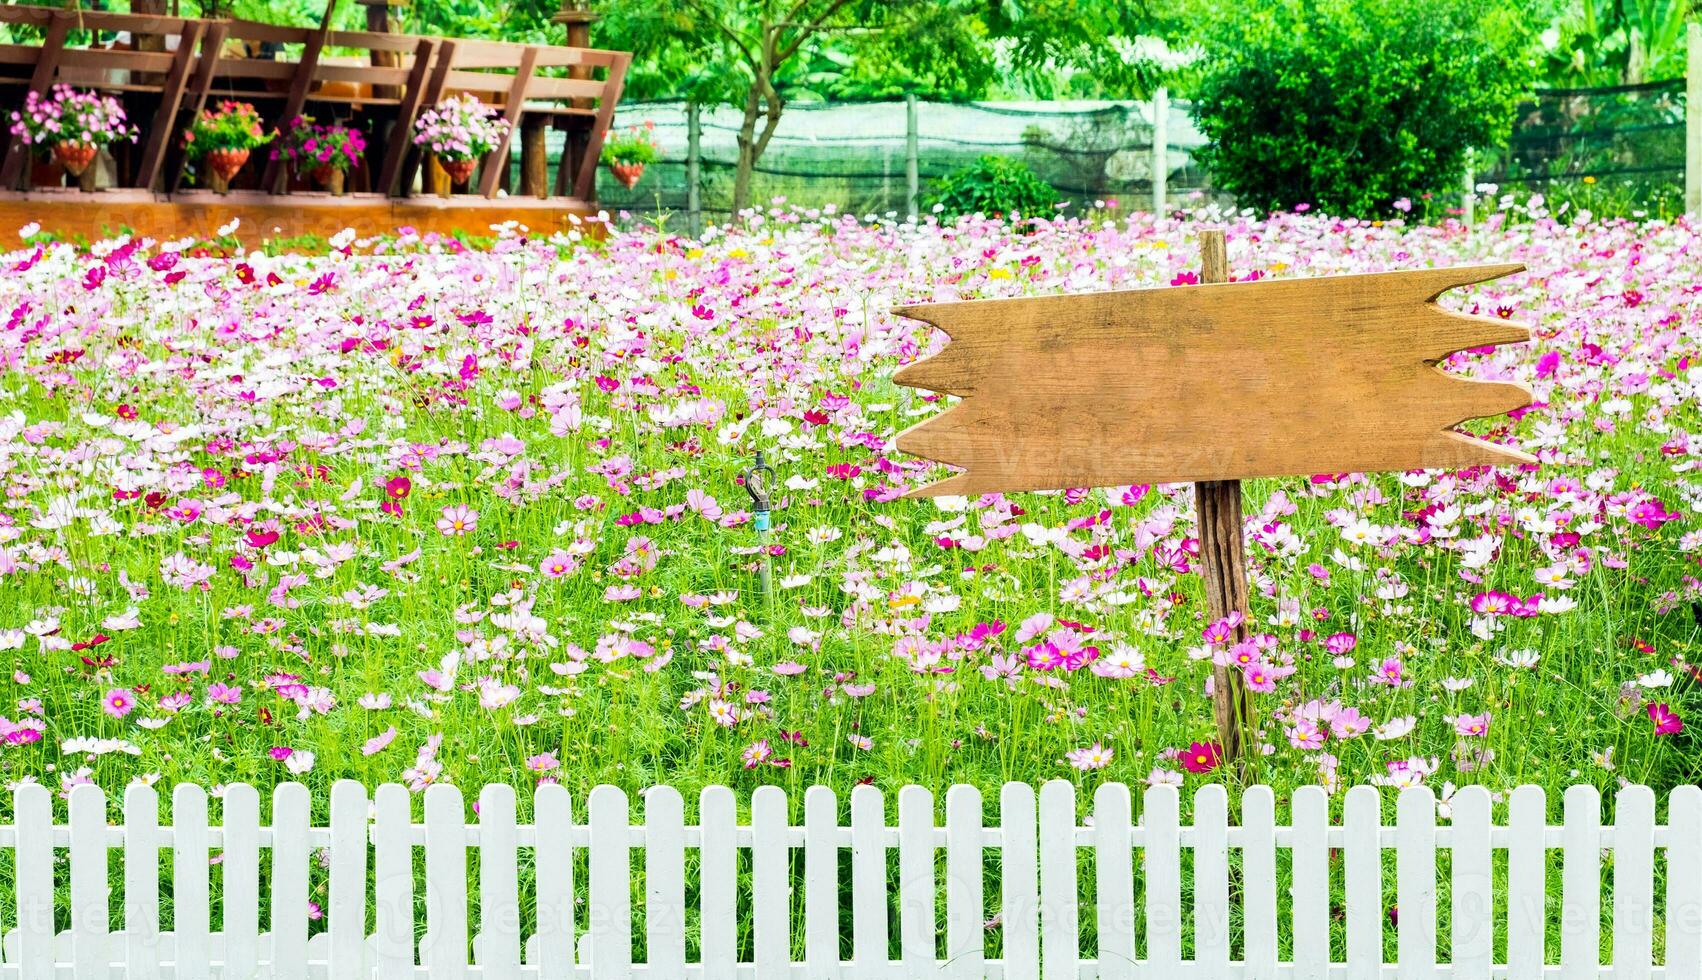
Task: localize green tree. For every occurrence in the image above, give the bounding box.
[1541,0,1692,85]
[1190,0,1538,216]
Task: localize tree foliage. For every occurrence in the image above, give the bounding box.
[1190,0,1538,217]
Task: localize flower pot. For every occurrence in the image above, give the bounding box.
[439,155,478,194]
[609,160,646,189]
[203,147,250,195]
[310,164,347,196]
[52,141,98,179]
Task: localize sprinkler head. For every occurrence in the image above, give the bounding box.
[740,451,775,512]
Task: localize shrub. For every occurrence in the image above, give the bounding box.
[1189,0,1536,216]
[930,155,1060,221]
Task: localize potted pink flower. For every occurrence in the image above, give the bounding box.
[274,116,366,195]
[600,121,660,189]
[412,94,510,195]
[8,84,137,191]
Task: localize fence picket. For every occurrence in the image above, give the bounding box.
[1668,784,1702,980]
[588,785,632,979]
[802,786,839,979]
[122,783,162,980]
[480,784,523,980]
[67,784,107,980]
[1343,786,1381,979]
[1001,782,1041,980]
[897,786,935,977]
[1192,784,1230,980]
[172,783,212,980]
[273,782,312,980]
[1560,784,1601,980]
[1037,780,1079,980]
[328,780,369,980]
[944,785,984,980]
[1145,784,1182,973]
[1505,785,1546,979]
[222,783,261,980]
[423,783,470,980]
[533,784,576,980]
[14,783,53,978]
[1092,782,1135,980]
[752,785,790,979]
[1396,785,1437,980]
[700,785,737,980]
[1613,784,1655,980]
[1290,785,1328,980]
[851,784,890,978]
[1242,786,1278,980]
[374,783,417,977]
[1450,786,1493,978]
[645,786,687,980]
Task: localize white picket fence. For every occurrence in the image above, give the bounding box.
[1,779,1699,978]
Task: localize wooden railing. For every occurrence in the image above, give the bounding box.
[0,5,629,202]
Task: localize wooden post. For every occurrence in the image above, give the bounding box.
[479,46,539,199]
[521,120,550,198]
[1195,229,1254,778]
[0,11,71,190]
[905,93,919,222]
[1688,22,1701,217]
[1462,149,1475,225]
[686,101,702,235]
[1152,87,1169,215]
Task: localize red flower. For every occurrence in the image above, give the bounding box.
[1181,741,1222,774]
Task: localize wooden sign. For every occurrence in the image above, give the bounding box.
[893,264,1534,497]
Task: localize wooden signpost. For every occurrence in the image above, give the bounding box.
[892,230,1533,773]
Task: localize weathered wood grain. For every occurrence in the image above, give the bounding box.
[893,263,1533,496]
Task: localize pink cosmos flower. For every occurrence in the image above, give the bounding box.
[1181,741,1221,774]
[1650,703,1683,736]
[102,688,136,718]
[1452,713,1491,737]
[436,503,477,536]
[1065,742,1114,770]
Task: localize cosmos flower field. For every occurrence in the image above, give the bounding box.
[1,202,1697,811]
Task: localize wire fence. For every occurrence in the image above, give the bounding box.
[1478,79,1686,213]
[575,82,1693,221]
[593,98,1216,222]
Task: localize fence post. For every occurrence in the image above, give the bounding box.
[1689,22,1701,217]
[1463,149,1475,225]
[1153,86,1169,214]
[906,93,920,222]
[686,101,702,237]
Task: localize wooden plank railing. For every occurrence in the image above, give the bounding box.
[0,4,630,202]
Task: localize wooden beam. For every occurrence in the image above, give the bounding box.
[258,16,333,192]
[478,46,538,199]
[136,21,205,192]
[171,19,229,194]
[378,38,439,197]
[0,11,71,190]
[572,51,629,202]
[395,39,455,197]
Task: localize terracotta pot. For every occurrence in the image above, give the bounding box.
[52,141,98,179]
[203,147,250,194]
[609,160,645,189]
[440,155,478,189]
[310,164,347,196]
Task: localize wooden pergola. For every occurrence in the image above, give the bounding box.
[0,2,631,238]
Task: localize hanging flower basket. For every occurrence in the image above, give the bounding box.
[9,85,136,193]
[609,160,646,189]
[182,101,271,195]
[51,141,98,178]
[204,147,250,195]
[275,116,363,198]
[440,156,478,187]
